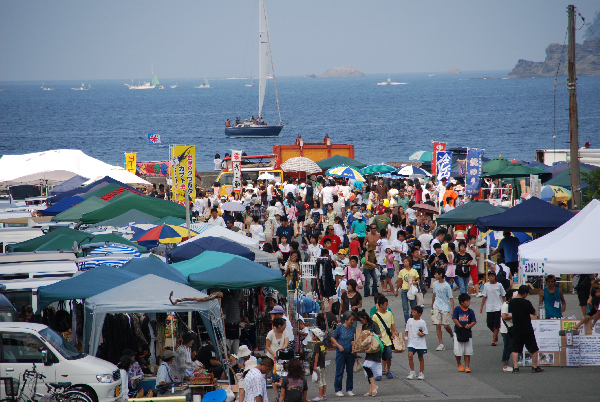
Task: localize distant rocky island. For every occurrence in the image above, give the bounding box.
[508,38,600,78]
[318,65,364,78]
[303,74,317,79]
[440,66,462,75]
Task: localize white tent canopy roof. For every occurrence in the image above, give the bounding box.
[519,199,600,275]
[0,149,132,186]
[82,166,150,186]
[84,274,223,356]
[179,225,259,247]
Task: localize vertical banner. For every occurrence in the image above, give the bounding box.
[231,149,243,193]
[125,152,137,174]
[530,174,542,199]
[169,145,195,203]
[458,160,467,177]
[466,148,484,197]
[436,151,452,185]
[432,142,447,177]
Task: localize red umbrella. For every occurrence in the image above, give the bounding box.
[412,203,439,214]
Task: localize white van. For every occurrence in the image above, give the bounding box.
[0,323,120,402]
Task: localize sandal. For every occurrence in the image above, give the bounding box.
[370,387,378,397]
[491,342,497,346]
[531,367,544,373]
[513,368,520,373]
[363,392,372,397]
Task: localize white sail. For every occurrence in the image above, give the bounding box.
[258,0,269,118]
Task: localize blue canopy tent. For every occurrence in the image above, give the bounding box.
[42,196,85,216]
[36,265,140,313]
[48,175,87,196]
[173,251,286,293]
[120,256,188,284]
[167,236,255,263]
[475,197,575,233]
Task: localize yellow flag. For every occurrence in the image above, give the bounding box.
[125,152,137,174]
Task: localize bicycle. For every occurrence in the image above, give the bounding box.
[17,364,93,402]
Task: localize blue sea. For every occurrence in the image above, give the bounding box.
[1,72,599,171]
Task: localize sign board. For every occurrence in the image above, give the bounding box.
[432,142,446,177]
[137,161,170,177]
[520,258,545,276]
[169,145,195,203]
[466,148,484,196]
[436,151,452,185]
[231,149,242,193]
[566,335,600,366]
[125,153,137,174]
[530,174,542,199]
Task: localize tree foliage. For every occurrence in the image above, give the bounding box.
[581,168,600,206]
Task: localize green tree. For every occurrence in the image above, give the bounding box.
[581,169,600,206]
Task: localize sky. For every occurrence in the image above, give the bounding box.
[0,1,598,81]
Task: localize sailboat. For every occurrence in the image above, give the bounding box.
[125,71,159,90]
[195,77,210,88]
[41,84,54,91]
[225,0,283,138]
[170,83,178,89]
[377,73,406,86]
[71,83,90,91]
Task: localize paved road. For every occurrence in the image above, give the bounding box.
[266,288,600,401]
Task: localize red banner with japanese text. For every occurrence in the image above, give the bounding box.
[231,150,242,193]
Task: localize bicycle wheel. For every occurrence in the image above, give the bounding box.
[61,390,94,402]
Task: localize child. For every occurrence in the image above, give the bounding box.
[452,293,477,373]
[405,306,428,380]
[384,246,396,295]
[311,328,327,401]
[574,286,600,331]
[431,268,454,351]
[479,271,506,346]
[406,201,418,233]
[348,233,361,259]
[377,229,389,292]
[280,358,308,402]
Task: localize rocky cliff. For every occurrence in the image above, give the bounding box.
[508,38,600,78]
[319,65,364,78]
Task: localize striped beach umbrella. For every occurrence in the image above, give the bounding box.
[281,157,322,174]
[326,165,366,182]
[79,244,141,270]
[132,224,199,248]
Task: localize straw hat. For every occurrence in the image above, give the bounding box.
[353,212,363,219]
[349,233,359,239]
[244,358,257,372]
[237,345,252,358]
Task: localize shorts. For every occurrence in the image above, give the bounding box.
[431,309,452,326]
[587,307,598,317]
[409,219,417,225]
[297,215,305,223]
[315,367,326,387]
[386,267,395,279]
[577,286,591,307]
[505,261,518,276]
[512,331,539,354]
[382,345,393,360]
[453,335,473,356]
[407,347,427,356]
[486,311,501,331]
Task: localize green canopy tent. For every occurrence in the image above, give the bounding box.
[544,166,592,189]
[481,164,550,200]
[6,227,148,253]
[91,209,159,228]
[152,216,187,226]
[52,196,108,222]
[172,250,286,293]
[481,157,511,174]
[436,201,505,226]
[80,194,186,224]
[316,155,366,171]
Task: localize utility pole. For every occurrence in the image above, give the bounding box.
[567,5,582,209]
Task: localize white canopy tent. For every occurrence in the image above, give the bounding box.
[0,149,128,186]
[82,166,150,186]
[84,274,224,357]
[179,225,260,247]
[519,199,600,275]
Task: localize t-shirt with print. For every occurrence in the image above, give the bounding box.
[313,341,326,369]
[376,238,388,265]
[372,310,394,346]
[452,306,476,338]
[482,282,506,312]
[428,253,448,271]
[406,318,428,350]
[410,257,424,276]
[398,268,419,290]
[280,377,308,402]
[432,280,453,312]
[455,253,473,277]
[373,214,391,232]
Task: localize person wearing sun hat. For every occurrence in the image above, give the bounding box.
[269,305,295,344]
[335,248,349,267]
[311,327,328,401]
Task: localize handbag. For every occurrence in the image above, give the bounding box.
[407,284,418,300]
[502,317,514,338]
[382,267,388,276]
[455,326,470,342]
[392,334,406,353]
[353,356,362,373]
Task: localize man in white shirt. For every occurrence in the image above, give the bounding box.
[243,357,273,402]
[282,179,297,198]
[338,182,351,205]
[207,208,226,227]
[436,178,447,209]
[321,181,335,206]
[418,224,433,255]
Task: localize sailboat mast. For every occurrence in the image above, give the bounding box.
[263,0,282,125]
[258,0,268,118]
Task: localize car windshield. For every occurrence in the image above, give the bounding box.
[39,327,84,360]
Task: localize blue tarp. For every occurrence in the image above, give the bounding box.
[167,236,256,263]
[43,196,85,216]
[36,265,140,313]
[120,256,188,284]
[475,197,575,233]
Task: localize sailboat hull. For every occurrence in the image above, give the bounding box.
[225,125,283,138]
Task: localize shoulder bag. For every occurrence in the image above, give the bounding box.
[375,312,405,353]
